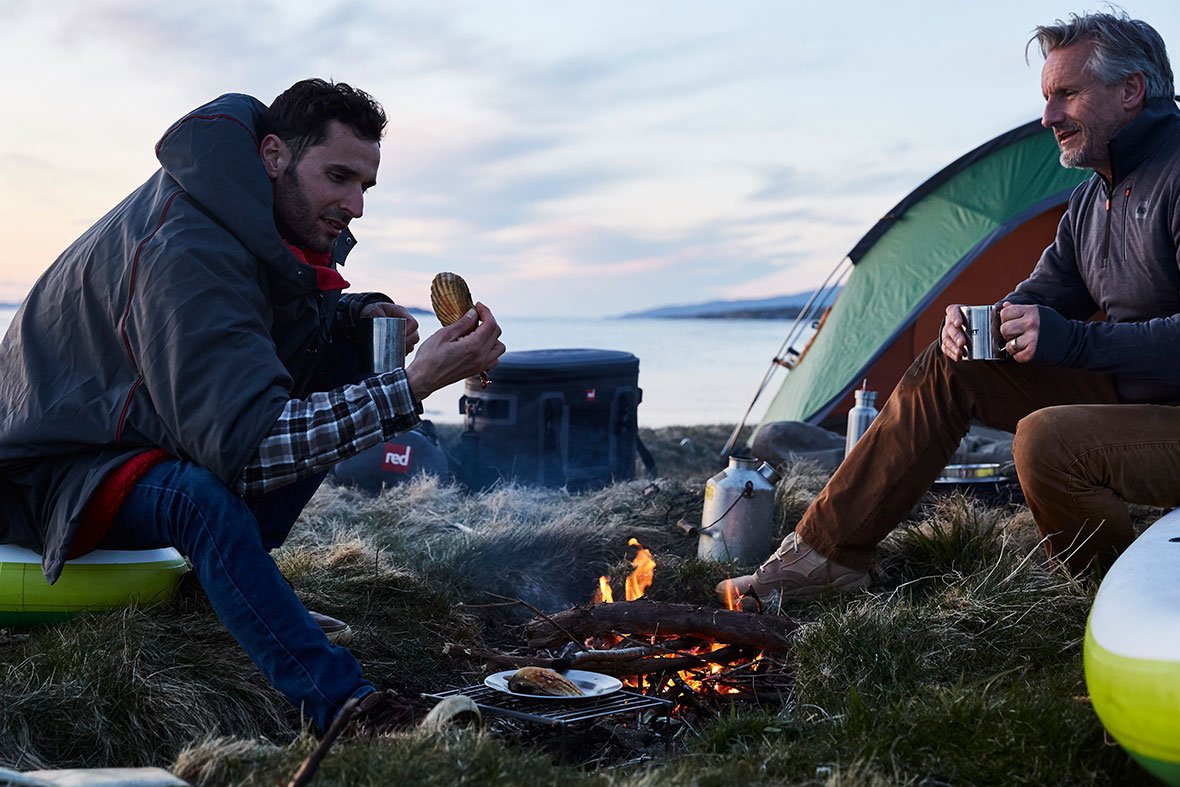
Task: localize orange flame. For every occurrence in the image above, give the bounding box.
[590,538,657,604]
[625,537,655,601]
[591,575,614,604]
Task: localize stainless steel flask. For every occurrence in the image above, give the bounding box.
[697,456,782,563]
[844,384,878,459]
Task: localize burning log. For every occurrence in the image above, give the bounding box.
[444,641,754,678]
[447,641,717,665]
[524,600,799,653]
[579,645,753,676]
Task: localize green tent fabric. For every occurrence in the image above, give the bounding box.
[756,121,1091,430]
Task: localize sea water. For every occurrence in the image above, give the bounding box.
[0,306,790,428]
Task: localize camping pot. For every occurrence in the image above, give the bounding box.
[844,386,878,459]
[698,456,781,564]
[960,305,1005,361]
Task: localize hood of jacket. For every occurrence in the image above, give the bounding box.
[0,93,356,581]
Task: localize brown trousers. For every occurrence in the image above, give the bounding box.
[796,342,1180,572]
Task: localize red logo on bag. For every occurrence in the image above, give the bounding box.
[585,388,597,402]
[382,444,412,473]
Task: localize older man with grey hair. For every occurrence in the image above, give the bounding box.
[720,10,1180,607]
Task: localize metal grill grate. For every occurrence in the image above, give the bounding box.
[422,684,672,727]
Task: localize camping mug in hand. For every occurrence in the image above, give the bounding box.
[959,305,1006,361]
[369,317,407,372]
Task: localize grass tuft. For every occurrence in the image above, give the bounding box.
[0,605,290,770]
[174,729,604,787]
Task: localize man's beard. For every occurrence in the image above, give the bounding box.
[1059,134,1105,170]
[1057,118,1120,172]
[274,168,330,254]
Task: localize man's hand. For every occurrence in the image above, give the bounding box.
[998,301,1039,363]
[360,301,420,355]
[404,302,505,400]
[941,304,970,361]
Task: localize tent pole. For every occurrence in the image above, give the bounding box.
[719,257,852,459]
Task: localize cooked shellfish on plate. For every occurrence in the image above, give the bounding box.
[484,668,623,699]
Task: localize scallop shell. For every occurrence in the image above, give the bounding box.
[430,272,475,326]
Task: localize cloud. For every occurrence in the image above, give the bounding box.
[750,165,808,202]
[14,0,1168,319]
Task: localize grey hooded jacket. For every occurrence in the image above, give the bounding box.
[0,93,377,581]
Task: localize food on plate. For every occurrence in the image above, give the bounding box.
[506,666,584,697]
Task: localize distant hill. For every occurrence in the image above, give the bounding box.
[619,289,833,320]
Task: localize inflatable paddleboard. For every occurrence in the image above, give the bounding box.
[1085,508,1180,785]
[0,544,189,626]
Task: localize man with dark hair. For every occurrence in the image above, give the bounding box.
[259,78,390,168]
[0,78,503,733]
[719,11,1180,607]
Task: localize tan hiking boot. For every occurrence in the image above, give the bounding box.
[309,610,354,645]
[716,531,869,608]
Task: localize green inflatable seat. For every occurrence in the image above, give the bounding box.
[0,544,189,627]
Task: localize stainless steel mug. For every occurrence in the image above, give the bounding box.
[959,305,1005,361]
[370,317,407,373]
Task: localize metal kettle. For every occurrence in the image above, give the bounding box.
[697,456,781,564]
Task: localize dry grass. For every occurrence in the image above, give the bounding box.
[0,425,1159,785]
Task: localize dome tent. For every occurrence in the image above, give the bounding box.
[747,119,1091,439]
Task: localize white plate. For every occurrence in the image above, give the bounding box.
[484,669,623,699]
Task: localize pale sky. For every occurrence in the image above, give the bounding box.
[2,1,1178,317]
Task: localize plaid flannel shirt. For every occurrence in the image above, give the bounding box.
[232,293,419,497]
[233,370,420,497]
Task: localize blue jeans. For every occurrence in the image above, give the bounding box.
[100,459,373,731]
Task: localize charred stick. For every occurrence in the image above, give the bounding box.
[568,646,661,664]
[443,644,558,668]
[443,640,739,675]
[667,671,709,714]
[568,645,750,676]
[617,634,704,652]
[524,601,798,652]
[287,696,359,787]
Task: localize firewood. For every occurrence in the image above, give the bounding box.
[444,641,729,672]
[573,645,752,676]
[443,640,756,678]
[524,600,798,653]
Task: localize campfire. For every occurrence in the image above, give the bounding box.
[447,538,796,714]
[572,538,788,704]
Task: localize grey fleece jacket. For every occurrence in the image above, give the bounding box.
[1005,98,1180,404]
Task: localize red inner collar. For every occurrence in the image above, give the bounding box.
[284,241,350,291]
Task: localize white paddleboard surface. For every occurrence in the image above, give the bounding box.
[1089,507,1180,661]
[0,544,183,566]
